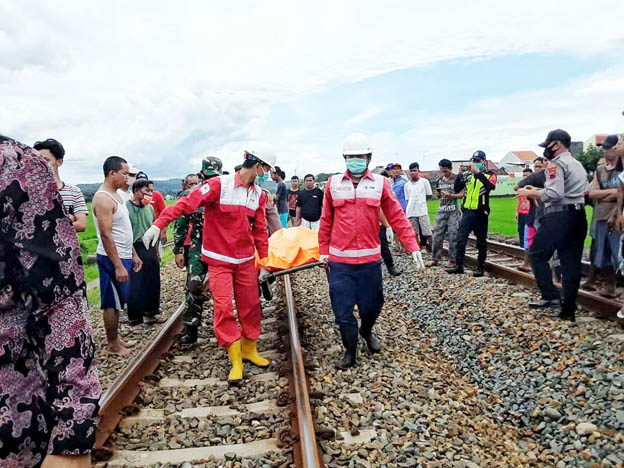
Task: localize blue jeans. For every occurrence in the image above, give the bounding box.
[594,220,621,269]
[328,261,384,335]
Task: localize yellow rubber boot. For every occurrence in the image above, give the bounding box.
[241,337,270,367]
[226,340,244,383]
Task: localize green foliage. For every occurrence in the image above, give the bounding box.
[575,144,602,173]
[315,172,338,182]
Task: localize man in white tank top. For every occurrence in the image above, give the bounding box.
[93,156,143,356]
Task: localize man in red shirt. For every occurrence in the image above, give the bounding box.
[143,144,275,383]
[319,133,425,369]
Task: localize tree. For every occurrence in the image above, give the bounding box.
[315,172,338,183]
[575,144,602,173]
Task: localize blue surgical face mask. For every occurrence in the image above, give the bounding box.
[346,158,368,176]
[474,163,484,171]
[256,166,269,184]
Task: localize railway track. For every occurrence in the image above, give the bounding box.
[94,273,326,467]
[462,237,621,319]
[92,239,620,466]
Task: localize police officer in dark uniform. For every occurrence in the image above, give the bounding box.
[447,150,497,277]
[517,129,588,321]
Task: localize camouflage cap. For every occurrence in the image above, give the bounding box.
[200,156,223,178]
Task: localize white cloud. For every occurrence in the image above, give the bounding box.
[1,0,624,182]
[380,65,624,171]
[345,107,385,127]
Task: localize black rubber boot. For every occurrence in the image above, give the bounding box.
[446,264,464,274]
[473,266,484,277]
[559,310,576,322]
[260,281,273,301]
[179,325,198,344]
[336,327,358,369]
[360,327,381,353]
[388,266,402,276]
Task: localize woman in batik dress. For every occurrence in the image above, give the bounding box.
[0,136,101,468]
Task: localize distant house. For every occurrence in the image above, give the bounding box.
[584,134,608,151]
[371,165,387,175]
[498,151,539,175]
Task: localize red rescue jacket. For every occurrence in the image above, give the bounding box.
[319,170,420,264]
[154,173,268,266]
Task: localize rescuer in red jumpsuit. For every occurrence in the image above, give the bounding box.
[143,143,276,383]
[318,133,426,369]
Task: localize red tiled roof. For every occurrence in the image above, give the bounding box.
[511,151,538,161]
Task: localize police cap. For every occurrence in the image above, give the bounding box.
[539,129,571,148]
[471,150,486,161]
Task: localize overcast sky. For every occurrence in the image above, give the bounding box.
[2,0,624,184]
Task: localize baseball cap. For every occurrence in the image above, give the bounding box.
[385,163,394,170]
[471,150,486,161]
[127,163,140,175]
[135,171,149,180]
[392,163,402,169]
[600,134,619,149]
[538,129,571,148]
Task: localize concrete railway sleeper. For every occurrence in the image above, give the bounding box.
[93,272,375,468]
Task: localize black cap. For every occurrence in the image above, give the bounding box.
[538,129,571,148]
[471,150,486,161]
[135,171,149,180]
[600,134,619,149]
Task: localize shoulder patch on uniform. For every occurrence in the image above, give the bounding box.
[200,183,211,195]
[547,164,557,180]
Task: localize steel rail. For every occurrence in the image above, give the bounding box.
[95,302,185,448]
[467,236,591,272]
[460,246,620,318]
[283,274,323,468]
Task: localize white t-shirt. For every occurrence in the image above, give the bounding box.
[117,188,132,202]
[404,178,432,218]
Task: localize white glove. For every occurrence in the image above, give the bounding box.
[412,251,425,270]
[386,228,394,244]
[320,254,329,263]
[258,268,271,282]
[142,225,161,249]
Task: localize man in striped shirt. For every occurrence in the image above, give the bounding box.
[34,138,89,232]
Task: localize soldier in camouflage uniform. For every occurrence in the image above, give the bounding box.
[173,157,223,344]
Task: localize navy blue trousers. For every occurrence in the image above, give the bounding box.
[328,261,384,335]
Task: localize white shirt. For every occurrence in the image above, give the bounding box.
[404,177,432,218]
[117,188,132,202]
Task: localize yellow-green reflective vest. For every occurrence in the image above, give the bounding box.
[463,174,485,211]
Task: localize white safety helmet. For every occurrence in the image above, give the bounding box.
[342,133,372,157]
[243,141,277,170]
